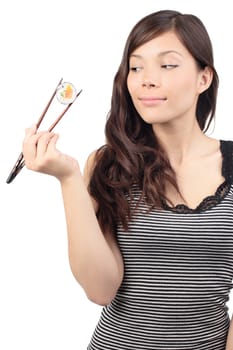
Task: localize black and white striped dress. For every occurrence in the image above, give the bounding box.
[87,140,233,350]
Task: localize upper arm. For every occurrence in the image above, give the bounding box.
[83,150,98,212]
[225,316,233,350]
[83,150,124,283]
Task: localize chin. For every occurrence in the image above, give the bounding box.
[140,115,169,125]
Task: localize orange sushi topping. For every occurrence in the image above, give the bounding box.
[64,84,73,99]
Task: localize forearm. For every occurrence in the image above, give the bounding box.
[22,127,121,304]
[226,316,233,350]
[60,172,121,305]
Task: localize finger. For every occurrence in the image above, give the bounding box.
[46,134,60,152]
[24,124,38,139]
[36,132,55,158]
[23,131,48,165]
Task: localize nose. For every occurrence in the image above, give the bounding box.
[141,66,160,88]
[142,72,160,88]
[142,80,157,88]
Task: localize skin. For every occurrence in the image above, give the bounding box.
[23,128,124,306]
[23,30,233,347]
[127,31,224,209]
[226,320,233,349]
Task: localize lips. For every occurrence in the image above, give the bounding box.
[139,96,167,101]
[139,96,167,106]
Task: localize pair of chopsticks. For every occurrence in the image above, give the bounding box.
[6,78,82,184]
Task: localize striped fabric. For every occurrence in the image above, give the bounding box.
[87,140,233,350]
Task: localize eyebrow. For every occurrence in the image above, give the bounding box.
[130,50,183,58]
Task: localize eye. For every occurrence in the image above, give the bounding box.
[129,66,143,72]
[161,64,179,69]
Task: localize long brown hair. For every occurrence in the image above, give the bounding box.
[89,10,219,232]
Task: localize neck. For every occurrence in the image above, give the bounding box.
[152,120,212,167]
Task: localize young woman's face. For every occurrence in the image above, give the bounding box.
[127,31,210,127]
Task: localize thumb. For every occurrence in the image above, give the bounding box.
[25,124,38,137]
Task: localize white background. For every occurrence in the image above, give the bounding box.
[0,1,232,349]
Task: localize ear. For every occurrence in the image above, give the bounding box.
[198,66,213,94]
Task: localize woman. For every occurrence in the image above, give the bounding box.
[23,10,233,350]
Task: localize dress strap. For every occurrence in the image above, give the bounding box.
[220,139,233,183]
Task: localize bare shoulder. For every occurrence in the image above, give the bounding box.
[83,150,97,185]
[83,146,107,183]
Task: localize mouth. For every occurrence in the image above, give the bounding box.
[139,97,167,106]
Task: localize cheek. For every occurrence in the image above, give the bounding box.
[168,75,198,102]
[127,73,140,99]
[126,76,134,99]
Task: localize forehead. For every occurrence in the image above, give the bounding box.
[130,31,190,59]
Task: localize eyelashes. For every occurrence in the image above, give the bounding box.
[161,64,179,69]
[129,64,179,72]
[129,67,143,72]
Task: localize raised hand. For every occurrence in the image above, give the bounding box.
[23,125,80,182]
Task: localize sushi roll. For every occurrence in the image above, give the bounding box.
[56,82,77,104]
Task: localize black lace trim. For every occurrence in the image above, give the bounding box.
[162,140,233,214]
